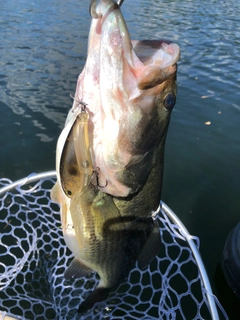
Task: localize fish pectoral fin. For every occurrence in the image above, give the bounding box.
[78,287,110,314]
[64,257,93,279]
[137,220,161,270]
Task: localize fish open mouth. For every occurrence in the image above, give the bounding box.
[132,39,180,90]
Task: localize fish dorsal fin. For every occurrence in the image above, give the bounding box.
[64,257,93,279]
[137,220,161,270]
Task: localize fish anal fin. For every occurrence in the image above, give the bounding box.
[78,287,110,314]
[137,220,161,270]
[64,257,93,279]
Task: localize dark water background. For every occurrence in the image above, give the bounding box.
[1,0,240,318]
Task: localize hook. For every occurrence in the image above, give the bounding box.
[89,0,102,19]
[70,94,87,113]
[117,0,124,6]
[89,0,124,19]
[93,167,108,189]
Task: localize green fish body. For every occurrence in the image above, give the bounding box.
[51,0,180,313]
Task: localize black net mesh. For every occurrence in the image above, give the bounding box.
[0,173,226,320]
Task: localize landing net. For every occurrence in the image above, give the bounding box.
[0,172,226,320]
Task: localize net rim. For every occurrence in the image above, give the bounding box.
[0,171,221,320]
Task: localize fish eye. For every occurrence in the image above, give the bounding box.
[164,93,176,111]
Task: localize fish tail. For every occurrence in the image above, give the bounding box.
[78,287,110,314]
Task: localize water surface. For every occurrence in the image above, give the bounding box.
[1,0,240,318]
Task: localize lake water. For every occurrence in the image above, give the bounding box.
[1,0,240,318]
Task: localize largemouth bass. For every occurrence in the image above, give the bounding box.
[51,0,180,313]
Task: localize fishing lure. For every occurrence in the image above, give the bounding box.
[60,108,93,197]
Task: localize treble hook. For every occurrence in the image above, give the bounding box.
[117,0,124,6]
[93,167,108,189]
[89,0,125,19]
[89,0,101,19]
[70,94,88,113]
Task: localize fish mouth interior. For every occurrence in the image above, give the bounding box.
[132,39,180,68]
[131,40,180,90]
